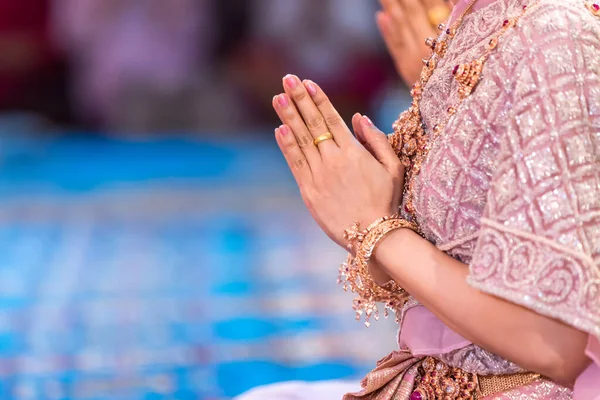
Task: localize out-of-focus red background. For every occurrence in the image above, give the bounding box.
[0,0,411,133]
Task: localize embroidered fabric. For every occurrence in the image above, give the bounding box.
[467,0,600,341]
[488,380,573,399]
[405,0,600,381]
[436,345,525,375]
[235,1,600,399]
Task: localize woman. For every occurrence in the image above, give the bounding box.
[240,0,600,398]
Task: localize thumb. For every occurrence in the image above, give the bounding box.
[352,113,366,144]
[359,115,400,171]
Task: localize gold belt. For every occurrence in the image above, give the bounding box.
[411,357,542,399]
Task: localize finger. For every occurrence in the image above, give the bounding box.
[302,80,355,147]
[283,74,338,152]
[358,115,400,171]
[352,113,364,141]
[275,125,313,188]
[376,11,403,60]
[421,0,452,27]
[380,0,402,20]
[381,0,414,46]
[378,2,422,57]
[352,113,377,156]
[422,0,451,10]
[381,0,412,34]
[273,93,322,168]
[400,0,441,43]
[352,113,370,148]
[377,7,423,84]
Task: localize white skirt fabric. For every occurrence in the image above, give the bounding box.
[235,380,361,400]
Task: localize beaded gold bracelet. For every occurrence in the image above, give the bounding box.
[338,215,418,327]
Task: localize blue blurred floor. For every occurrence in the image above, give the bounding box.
[0,133,397,399]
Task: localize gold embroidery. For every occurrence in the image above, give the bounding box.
[389,2,540,223]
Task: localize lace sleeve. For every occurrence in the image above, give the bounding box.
[467,1,600,339]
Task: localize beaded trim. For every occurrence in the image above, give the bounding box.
[586,1,600,16]
[338,216,418,326]
[389,0,542,226]
[410,357,542,399]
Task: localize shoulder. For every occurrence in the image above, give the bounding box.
[525,0,600,26]
[491,0,600,96]
[514,0,600,43]
[497,0,600,52]
[483,1,599,156]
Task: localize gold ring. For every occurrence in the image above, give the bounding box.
[313,132,334,146]
[427,5,451,28]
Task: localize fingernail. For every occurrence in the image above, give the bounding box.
[278,94,289,108]
[305,80,318,96]
[279,125,289,136]
[284,75,298,89]
[362,115,374,127]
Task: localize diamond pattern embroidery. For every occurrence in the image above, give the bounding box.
[406,0,600,376]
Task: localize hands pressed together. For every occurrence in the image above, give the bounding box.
[273,76,404,249]
[272,0,452,249]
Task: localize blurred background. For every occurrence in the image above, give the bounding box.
[0,0,413,398]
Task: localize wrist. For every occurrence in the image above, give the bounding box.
[368,258,393,286]
[372,227,416,276]
[339,215,418,326]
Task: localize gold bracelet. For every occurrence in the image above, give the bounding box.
[339,216,418,327]
[343,214,400,251]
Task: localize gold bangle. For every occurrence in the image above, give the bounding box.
[339,216,418,327]
[343,213,400,251]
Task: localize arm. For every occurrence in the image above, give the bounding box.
[273,72,595,387]
[363,1,600,387]
[371,229,591,386]
[270,3,600,382]
[273,73,592,386]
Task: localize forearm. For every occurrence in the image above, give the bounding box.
[373,228,591,386]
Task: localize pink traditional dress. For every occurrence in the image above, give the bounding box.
[238,0,600,398]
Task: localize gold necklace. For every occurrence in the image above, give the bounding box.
[389,0,477,218]
[389,0,540,228]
